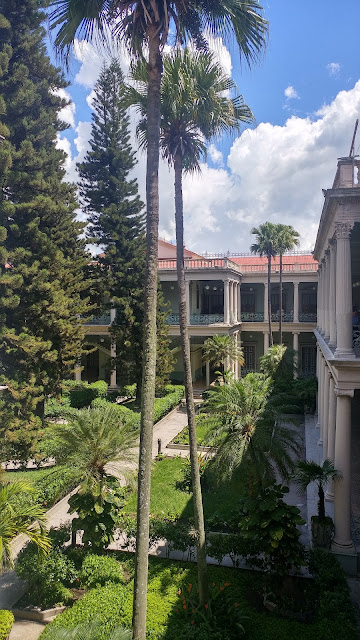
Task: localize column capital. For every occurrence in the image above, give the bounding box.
[263,330,269,335]
[293,281,299,288]
[335,221,354,240]
[335,387,354,398]
[329,237,336,250]
[292,330,300,335]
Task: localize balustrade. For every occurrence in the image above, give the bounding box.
[241,312,264,322]
[84,314,111,326]
[298,312,317,323]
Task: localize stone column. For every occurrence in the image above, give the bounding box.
[326,376,336,501]
[317,264,322,332]
[335,222,355,359]
[234,283,238,323]
[110,304,116,324]
[186,279,191,324]
[264,282,268,322]
[263,331,269,353]
[74,363,82,382]
[238,283,242,322]
[292,331,299,378]
[224,279,230,324]
[329,239,337,347]
[205,361,210,387]
[332,388,355,554]
[109,341,117,389]
[317,355,324,440]
[322,367,330,460]
[315,347,320,420]
[293,282,299,323]
[324,250,331,340]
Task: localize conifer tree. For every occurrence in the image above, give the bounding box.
[0,0,92,462]
[78,60,173,394]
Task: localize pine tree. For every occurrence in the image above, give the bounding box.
[78,60,173,394]
[0,0,92,462]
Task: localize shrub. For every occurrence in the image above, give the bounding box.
[34,466,79,508]
[69,381,108,409]
[0,610,14,640]
[39,584,127,640]
[153,387,184,423]
[80,554,125,589]
[122,384,136,399]
[178,454,209,492]
[16,543,76,609]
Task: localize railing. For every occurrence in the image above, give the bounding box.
[158,257,241,272]
[241,312,264,322]
[299,312,317,323]
[84,314,111,326]
[271,312,294,322]
[166,313,180,325]
[353,328,360,355]
[190,314,224,325]
[239,263,317,273]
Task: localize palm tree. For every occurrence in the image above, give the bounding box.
[0,478,50,573]
[48,3,267,637]
[275,224,300,343]
[203,373,300,489]
[294,458,341,521]
[128,47,251,605]
[251,222,278,346]
[203,334,244,383]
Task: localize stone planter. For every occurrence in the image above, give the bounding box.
[12,605,65,623]
[311,516,334,549]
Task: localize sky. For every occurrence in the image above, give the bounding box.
[49,0,360,255]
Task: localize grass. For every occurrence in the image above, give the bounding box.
[3,467,56,483]
[171,415,221,447]
[123,456,243,521]
[40,553,348,640]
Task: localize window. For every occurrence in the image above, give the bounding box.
[242,293,255,312]
[301,292,317,313]
[243,344,256,372]
[300,345,316,376]
[271,292,287,312]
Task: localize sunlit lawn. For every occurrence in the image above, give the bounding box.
[4,467,55,483]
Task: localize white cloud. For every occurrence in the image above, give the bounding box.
[205,33,232,78]
[73,37,131,89]
[208,144,223,166]
[327,62,340,77]
[284,85,299,100]
[51,88,76,127]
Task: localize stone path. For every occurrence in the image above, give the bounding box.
[1,405,190,639]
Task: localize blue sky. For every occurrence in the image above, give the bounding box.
[49,0,360,254]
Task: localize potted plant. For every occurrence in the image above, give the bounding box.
[294,459,341,549]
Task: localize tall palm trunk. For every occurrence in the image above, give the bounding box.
[174,152,208,606]
[133,27,162,640]
[267,253,273,346]
[279,251,283,344]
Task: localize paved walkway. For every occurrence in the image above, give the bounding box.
[1,405,190,639]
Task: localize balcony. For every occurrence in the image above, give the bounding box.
[241,312,264,322]
[354,328,360,356]
[299,312,317,323]
[271,312,294,322]
[166,313,225,325]
[158,257,241,272]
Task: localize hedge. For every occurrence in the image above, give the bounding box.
[0,610,14,640]
[80,554,125,589]
[33,465,79,508]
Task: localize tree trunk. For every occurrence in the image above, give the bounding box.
[174,152,209,606]
[318,484,325,520]
[132,26,162,640]
[279,252,283,344]
[268,254,273,346]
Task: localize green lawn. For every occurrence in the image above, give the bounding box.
[4,467,56,483]
[123,456,243,521]
[171,414,224,447]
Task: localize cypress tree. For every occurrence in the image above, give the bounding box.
[0,0,92,462]
[78,60,173,394]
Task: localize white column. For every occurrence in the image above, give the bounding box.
[322,367,330,460]
[335,222,355,359]
[110,304,116,324]
[329,240,337,347]
[234,283,238,323]
[110,341,117,388]
[224,279,230,324]
[320,259,326,334]
[293,282,299,323]
[318,356,324,441]
[230,281,234,323]
[263,331,269,353]
[74,363,82,382]
[332,388,355,554]
[264,282,268,322]
[238,283,241,322]
[186,279,191,324]
[317,265,322,332]
[324,250,330,340]
[205,361,210,387]
[293,331,299,378]
[315,347,320,419]
[325,376,336,501]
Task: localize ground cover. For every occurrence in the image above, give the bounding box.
[122,456,243,523]
[171,414,222,447]
[38,551,356,640]
[4,465,79,509]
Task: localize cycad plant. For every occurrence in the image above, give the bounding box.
[294,458,341,521]
[0,478,50,573]
[203,373,300,489]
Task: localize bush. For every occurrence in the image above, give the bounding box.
[80,554,125,589]
[69,382,108,409]
[0,610,14,640]
[16,543,76,609]
[153,387,184,423]
[40,584,127,640]
[34,466,79,508]
[122,384,136,399]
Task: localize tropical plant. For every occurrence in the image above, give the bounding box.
[128,46,251,603]
[0,478,50,573]
[48,2,267,636]
[203,334,244,382]
[294,458,342,520]
[251,222,278,346]
[203,374,300,489]
[259,344,287,378]
[274,224,300,342]
[41,622,131,640]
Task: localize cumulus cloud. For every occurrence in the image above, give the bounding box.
[327,62,340,77]
[284,85,299,100]
[208,144,224,166]
[51,88,76,127]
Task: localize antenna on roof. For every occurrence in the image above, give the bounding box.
[349,119,358,157]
